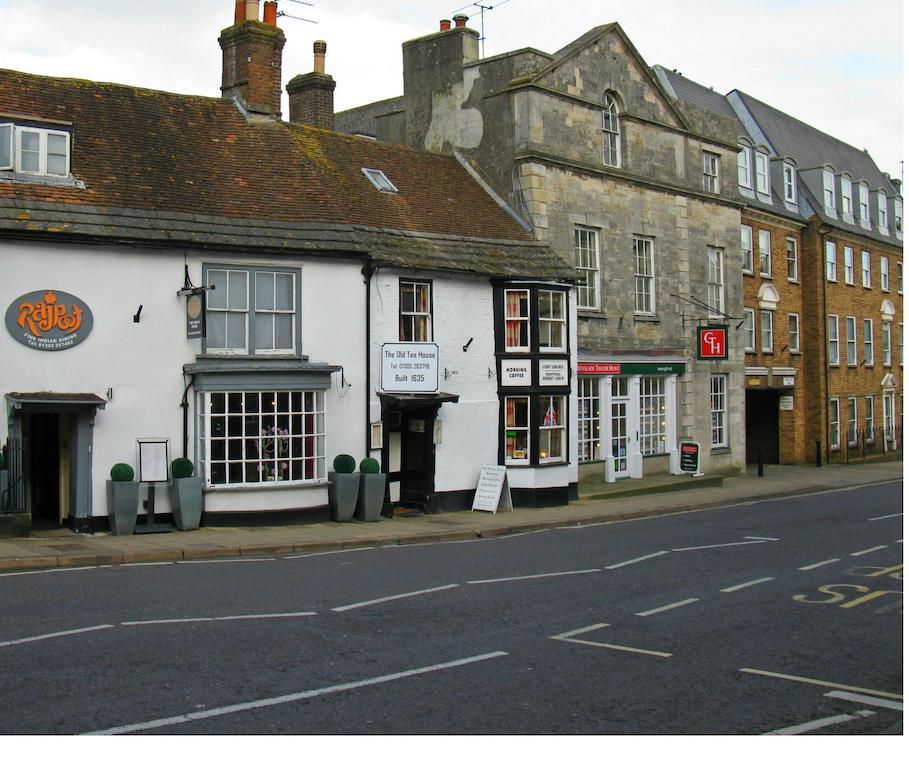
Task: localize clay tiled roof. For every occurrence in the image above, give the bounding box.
[0,69,575,281]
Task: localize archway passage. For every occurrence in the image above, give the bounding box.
[745,389,780,464]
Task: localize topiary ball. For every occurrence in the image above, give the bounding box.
[110,463,135,482]
[359,457,381,474]
[171,457,195,479]
[333,454,357,473]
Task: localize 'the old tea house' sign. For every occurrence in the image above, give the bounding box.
[5,289,94,351]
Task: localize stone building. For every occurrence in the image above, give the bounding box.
[338,19,746,482]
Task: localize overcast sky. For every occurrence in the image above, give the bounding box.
[0,0,903,177]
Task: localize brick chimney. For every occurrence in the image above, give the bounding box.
[286,41,336,130]
[219,0,286,116]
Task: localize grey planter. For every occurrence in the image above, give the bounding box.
[356,473,387,522]
[328,472,359,522]
[169,476,203,531]
[106,480,139,535]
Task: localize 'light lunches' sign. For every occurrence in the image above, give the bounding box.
[381,343,439,392]
[5,289,94,352]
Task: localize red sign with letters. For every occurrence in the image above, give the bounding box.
[577,362,621,375]
[697,326,728,360]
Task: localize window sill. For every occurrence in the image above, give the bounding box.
[634,315,660,324]
[197,353,306,361]
[205,480,329,492]
[789,350,801,355]
[710,447,731,455]
[788,279,800,284]
[759,273,772,279]
[0,170,85,188]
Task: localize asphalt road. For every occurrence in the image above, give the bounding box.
[0,481,902,735]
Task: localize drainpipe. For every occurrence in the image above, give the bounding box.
[181,373,195,459]
[363,262,375,457]
[819,224,831,464]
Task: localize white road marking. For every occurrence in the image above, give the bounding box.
[868,512,903,521]
[213,612,316,621]
[120,562,174,567]
[764,709,875,735]
[825,691,904,711]
[83,651,509,735]
[672,540,767,552]
[720,577,775,593]
[121,618,213,626]
[635,598,700,617]
[331,584,459,613]
[743,536,780,541]
[50,566,100,573]
[850,545,889,557]
[0,625,114,648]
[284,547,374,560]
[121,612,317,626]
[739,668,902,700]
[555,636,673,658]
[798,559,841,571]
[176,558,276,564]
[550,623,610,641]
[0,570,48,578]
[467,569,600,585]
[604,551,669,569]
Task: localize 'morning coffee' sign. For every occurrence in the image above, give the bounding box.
[5,289,94,351]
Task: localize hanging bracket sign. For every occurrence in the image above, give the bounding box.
[471,464,513,514]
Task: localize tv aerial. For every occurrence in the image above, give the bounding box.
[278,0,318,24]
[452,0,513,58]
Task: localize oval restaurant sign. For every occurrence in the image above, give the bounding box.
[5,290,94,351]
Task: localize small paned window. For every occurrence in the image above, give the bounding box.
[823,169,836,213]
[362,168,398,193]
[633,237,655,314]
[828,315,840,365]
[1,124,70,177]
[575,227,600,309]
[707,248,724,317]
[783,164,797,203]
[878,192,889,230]
[737,146,752,188]
[755,152,769,194]
[841,176,853,217]
[639,377,666,456]
[859,184,870,226]
[0,123,12,170]
[702,152,719,192]
[504,396,530,465]
[710,375,728,448]
[741,225,754,273]
[788,313,800,353]
[399,280,432,342]
[602,93,621,168]
[846,316,857,366]
[538,290,566,352]
[786,237,798,281]
[844,246,854,284]
[538,395,566,463]
[504,289,530,352]
[743,308,755,352]
[578,377,601,462]
[758,230,771,276]
[761,310,774,353]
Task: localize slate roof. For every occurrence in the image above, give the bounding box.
[334,96,404,139]
[0,68,574,282]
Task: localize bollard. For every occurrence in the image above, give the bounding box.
[757,447,764,477]
[815,439,822,467]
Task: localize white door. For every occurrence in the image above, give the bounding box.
[611,377,631,479]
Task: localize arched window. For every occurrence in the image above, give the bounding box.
[602,93,621,168]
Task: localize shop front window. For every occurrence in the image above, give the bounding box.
[578,377,601,462]
[639,376,666,455]
[504,396,530,465]
[539,395,566,463]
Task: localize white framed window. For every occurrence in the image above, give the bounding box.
[823,169,836,214]
[578,377,601,462]
[843,246,854,285]
[755,152,769,194]
[504,289,530,352]
[845,316,857,366]
[863,318,874,365]
[788,313,800,353]
[702,152,719,192]
[861,251,871,287]
[602,93,621,168]
[362,168,398,193]
[882,320,892,366]
[504,396,530,465]
[758,230,771,276]
[538,395,566,463]
[639,376,666,455]
[633,237,655,315]
[538,290,566,352]
[847,398,858,447]
[840,175,853,218]
[2,125,71,177]
[399,280,432,342]
[761,309,774,353]
[737,145,752,188]
[0,123,11,170]
[575,227,600,310]
[829,398,841,450]
[859,184,870,226]
[783,164,797,203]
[865,396,875,442]
[201,390,325,488]
[710,374,728,449]
[707,247,724,317]
[895,199,903,237]
[825,241,837,282]
[207,268,250,353]
[883,393,896,442]
[741,225,754,273]
[827,314,839,365]
[881,257,889,291]
[743,308,756,352]
[900,322,904,366]
[898,262,903,294]
[878,191,888,229]
[786,237,798,281]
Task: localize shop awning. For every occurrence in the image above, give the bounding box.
[6,392,107,410]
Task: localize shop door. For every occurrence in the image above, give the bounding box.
[29,413,62,526]
[611,378,631,479]
[401,410,435,508]
[745,390,780,464]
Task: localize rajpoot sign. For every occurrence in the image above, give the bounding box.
[5,289,94,351]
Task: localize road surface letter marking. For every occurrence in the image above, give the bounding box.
[739,668,902,700]
[331,584,459,613]
[635,598,700,617]
[764,709,875,735]
[850,546,888,557]
[798,559,841,571]
[825,691,904,711]
[467,569,600,585]
[604,552,669,569]
[0,625,114,648]
[82,651,509,735]
[720,577,775,593]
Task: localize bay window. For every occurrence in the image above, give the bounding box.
[538,290,566,351]
[504,396,531,465]
[504,289,530,352]
[538,396,566,463]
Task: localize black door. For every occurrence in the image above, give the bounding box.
[29,413,60,524]
[400,410,435,507]
[745,390,780,464]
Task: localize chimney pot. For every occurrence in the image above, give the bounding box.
[440,19,451,31]
[263,0,277,25]
[234,0,245,24]
[453,14,468,28]
[313,40,327,74]
[245,0,259,21]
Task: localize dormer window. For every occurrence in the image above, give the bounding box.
[362,168,398,193]
[755,151,769,195]
[840,175,853,220]
[823,168,836,215]
[0,122,71,177]
[858,183,870,227]
[895,199,903,238]
[602,93,621,168]
[783,164,797,204]
[878,191,889,230]
[737,145,752,189]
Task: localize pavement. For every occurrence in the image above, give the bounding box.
[0,460,902,573]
